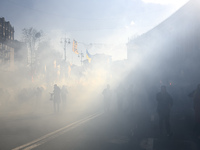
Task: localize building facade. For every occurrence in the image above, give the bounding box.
[126,0,200,87]
[0,17,14,69]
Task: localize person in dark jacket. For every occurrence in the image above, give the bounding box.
[53,84,61,113]
[156,85,173,137]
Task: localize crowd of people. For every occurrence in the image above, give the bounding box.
[17,87,44,103]
[0,85,68,114]
[101,83,200,139]
[0,81,199,140]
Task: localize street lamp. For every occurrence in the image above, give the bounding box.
[60,38,70,61]
[78,50,84,65]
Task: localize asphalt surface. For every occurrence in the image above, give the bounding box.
[0,106,200,150]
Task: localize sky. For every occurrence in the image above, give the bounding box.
[0,0,189,65]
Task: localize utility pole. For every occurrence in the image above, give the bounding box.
[60,37,70,61]
[78,50,84,65]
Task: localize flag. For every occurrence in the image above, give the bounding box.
[72,40,79,54]
[86,49,92,63]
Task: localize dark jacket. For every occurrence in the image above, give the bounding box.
[53,86,61,102]
[156,92,173,115]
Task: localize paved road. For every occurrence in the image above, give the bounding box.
[0,108,100,150]
[12,111,134,150]
[1,108,200,150]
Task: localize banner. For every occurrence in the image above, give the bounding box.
[86,49,92,63]
[72,40,79,54]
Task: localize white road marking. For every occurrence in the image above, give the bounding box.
[12,112,103,150]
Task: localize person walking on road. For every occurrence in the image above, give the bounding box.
[102,84,112,112]
[156,85,173,137]
[53,84,61,113]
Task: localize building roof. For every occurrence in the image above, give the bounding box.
[128,0,200,45]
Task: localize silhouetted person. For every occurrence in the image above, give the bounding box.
[102,84,112,112]
[188,84,200,137]
[156,85,173,137]
[61,85,68,109]
[36,87,42,100]
[53,84,61,113]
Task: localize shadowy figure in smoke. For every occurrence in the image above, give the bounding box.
[156,85,173,137]
[61,85,68,110]
[102,84,112,112]
[36,87,42,100]
[52,84,61,113]
[125,84,149,139]
[188,84,200,138]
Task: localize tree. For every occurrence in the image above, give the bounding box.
[22,27,43,80]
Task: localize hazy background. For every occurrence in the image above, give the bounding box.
[0,0,189,64]
[0,0,194,125]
